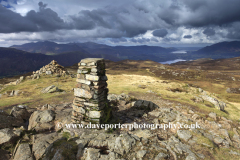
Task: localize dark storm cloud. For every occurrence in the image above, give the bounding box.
[0,5,37,33]
[181,0,240,27]
[183,35,192,39]
[25,2,70,31]
[152,29,168,38]
[226,22,240,39]
[1,0,240,41]
[203,28,215,36]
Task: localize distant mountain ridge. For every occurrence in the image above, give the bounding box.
[11,41,177,56]
[195,41,240,54]
[11,41,88,55]
[3,40,240,78]
[0,47,94,77]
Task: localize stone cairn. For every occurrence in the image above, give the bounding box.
[28,60,68,80]
[72,58,111,124]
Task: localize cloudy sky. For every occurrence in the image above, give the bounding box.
[0,0,240,47]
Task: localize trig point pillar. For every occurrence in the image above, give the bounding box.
[72,58,110,124]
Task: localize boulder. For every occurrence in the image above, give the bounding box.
[0,128,18,144]
[177,130,192,142]
[10,105,31,121]
[32,133,61,160]
[14,143,34,160]
[28,110,55,131]
[41,85,59,93]
[113,133,136,155]
[154,152,168,160]
[82,148,100,160]
[136,150,147,158]
[0,110,25,129]
[42,138,77,160]
[132,129,153,139]
[209,112,217,120]
[201,94,226,110]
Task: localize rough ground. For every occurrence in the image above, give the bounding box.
[0,58,240,159]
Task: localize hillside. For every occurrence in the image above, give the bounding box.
[11,41,88,55]
[0,58,240,159]
[0,47,94,78]
[194,41,240,55]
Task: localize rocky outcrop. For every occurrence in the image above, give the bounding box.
[28,110,55,131]
[32,133,62,160]
[0,128,18,145]
[0,109,25,129]
[41,85,59,93]
[10,105,31,121]
[198,88,226,110]
[14,143,34,160]
[226,88,240,94]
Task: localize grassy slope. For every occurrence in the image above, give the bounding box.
[1,64,240,121]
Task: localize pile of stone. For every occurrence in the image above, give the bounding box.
[72,58,110,124]
[28,60,68,79]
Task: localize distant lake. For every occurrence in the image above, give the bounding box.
[160,59,187,64]
[171,50,187,54]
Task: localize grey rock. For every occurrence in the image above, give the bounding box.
[186,154,197,160]
[43,138,76,160]
[136,150,147,158]
[209,112,217,120]
[14,143,34,160]
[177,130,192,142]
[154,152,168,160]
[82,148,100,160]
[0,128,18,144]
[213,136,224,144]
[229,150,240,156]
[196,153,205,159]
[113,133,136,155]
[0,94,2,98]
[107,94,118,102]
[45,71,52,75]
[192,114,199,120]
[32,133,61,160]
[200,94,226,111]
[132,129,153,139]
[162,112,177,123]
[189,110,194,114]
[0,110,25,129]
[10,105,30,120]
[28,110,55,131]
[14,90,20,96]
[41,85,59,93]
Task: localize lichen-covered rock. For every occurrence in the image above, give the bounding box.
[41,85,59,93]
[32,133,61,160]
[177,130,192,142]
[14,143,34,160]
[10,105,31,121]
[42,138,77,160]
[0,110,25,129]
[28,110,55,131]
[0,128,18,144]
